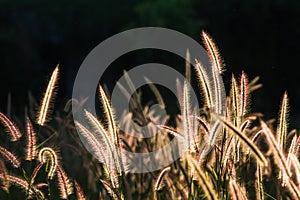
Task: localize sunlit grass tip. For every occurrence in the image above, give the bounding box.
[0,112,22,141]
[37,64,59,126]
[25,118,37,161]
[38,147,58,180]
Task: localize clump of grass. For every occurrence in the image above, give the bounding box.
[0,66,87,199]
[1,31,300,200]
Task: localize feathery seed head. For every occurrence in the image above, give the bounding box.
[38,147,58,180]
[37,65,59,126]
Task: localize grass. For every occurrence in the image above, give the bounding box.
[0,31,299,200]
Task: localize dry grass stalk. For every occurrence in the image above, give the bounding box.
[228,162,248,200]
[229,179,248,200]
[186,154,218,200]
[255,162,264,200]
[261,121,291,177]
[248,76,262,92]
[290,154,300,186]
[286,134,297,174]
[144,77,165,108]
[261,121,300,198]
[100,179,120,200]
[216,115,268,166]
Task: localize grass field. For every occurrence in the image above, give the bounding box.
[0,31,299,200]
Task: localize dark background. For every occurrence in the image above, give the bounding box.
[1,0,300,129]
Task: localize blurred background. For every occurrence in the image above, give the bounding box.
[1,0,300,128]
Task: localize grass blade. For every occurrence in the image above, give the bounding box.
[144,77,165,108]
[215,115,268,166]
[186,154,218,200]
[260,121,300,199]
[154,166,171,191]
[255,162,264,200]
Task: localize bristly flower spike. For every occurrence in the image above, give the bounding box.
[0,112,22,141]
[57,165,73,199]
[201,31,224,74]
[276,92,289,151]
[25,118,37,160]
[202,31,225,114]
[37,65,59,126]
[38,147,58,180]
